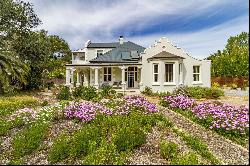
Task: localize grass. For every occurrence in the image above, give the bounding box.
[173,128,221,165]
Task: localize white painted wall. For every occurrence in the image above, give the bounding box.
[140,37,211,93]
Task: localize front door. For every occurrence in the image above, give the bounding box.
[128,72,134,88]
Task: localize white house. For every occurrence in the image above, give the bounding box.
[65,36,211,92]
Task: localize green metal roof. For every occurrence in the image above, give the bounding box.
[89,41,145,63]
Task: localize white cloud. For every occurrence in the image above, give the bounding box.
[128,15,248,59]
[26,0,249,59]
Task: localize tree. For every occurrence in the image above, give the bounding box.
[0,0,40,93]
[0,51,28,94]
[13,30,71,89]
[1,0,71,91]
[206,32,249,77]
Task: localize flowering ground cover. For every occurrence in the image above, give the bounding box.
[0,92,248,165]
[1,95,175,165]
[160,95,249,146]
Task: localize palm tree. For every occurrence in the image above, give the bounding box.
[0,50,28,94]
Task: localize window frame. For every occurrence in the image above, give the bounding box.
[193,65,200,82]
[97,50,104,57]
[165,63,174,83]
[153,63,159,83]
[103,67,112,82]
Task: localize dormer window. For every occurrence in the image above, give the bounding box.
[97,50,103,57]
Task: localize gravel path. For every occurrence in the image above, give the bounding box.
[125,127,168,165]
[159,106,249,165]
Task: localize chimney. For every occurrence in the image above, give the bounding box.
[119,36,124,44]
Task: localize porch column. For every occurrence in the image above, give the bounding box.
[84,72,89,86]
[119,66,127,91]
[138,66,143,87]
[70,68,75,87]
[93,67,100,89]
[76,71,80,87]
[65,68,71,87]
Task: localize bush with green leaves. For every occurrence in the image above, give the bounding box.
[48,134,71,163]
[99,85,116,98]
[83,140,124,165]
[57,86,71,100]
[171,152,199,165]
[187,86,224,99]
[160,140,178,159]
[12,123,49,158]
[72,86,97,101]
[0,118,25,136]
[70,125,102,157]
[172,86,224,99]
[114,125,146,152]
[141,86,154,96]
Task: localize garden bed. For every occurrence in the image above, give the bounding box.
[0,89,249,165]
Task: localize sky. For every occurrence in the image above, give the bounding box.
[26,0,249,59]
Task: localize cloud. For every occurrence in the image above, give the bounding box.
[129,15,249,59]
[26,0,249,59]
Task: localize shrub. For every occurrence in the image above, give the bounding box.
[172,86,189,97]
[160,140,178,159]
[141,86,154,96]
[212,82,220,88]
[72,86,97,101]
[83,140,124,165]
[155,91,171,98]
[171,152,198,165]
[57,86,71,100]
[186,86,224,99]
[113,125,146,152]
[99,85,116,98]
[0,118,25,136]
[70,125,102,157]
[41,100,49,107]
[48,134,71,163]
[12,123,49,158]
[230,83,238,89]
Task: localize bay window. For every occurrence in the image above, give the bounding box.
[153,64,159,82]
[165,63,174,82]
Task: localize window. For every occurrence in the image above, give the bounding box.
[153,64,159,82]
[79,53,85,60]
[179,63,182,75]
[193,66,200,81]
[104,67,111,82]
[97,50,103,57]
[165,64,173,82]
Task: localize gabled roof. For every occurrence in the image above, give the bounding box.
[89,41,145,63]
[147,51,185,60]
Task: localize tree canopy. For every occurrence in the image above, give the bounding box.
[206,32,249,77]
[0,0,71,93]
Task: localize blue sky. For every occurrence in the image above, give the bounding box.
[27,0,249,59]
